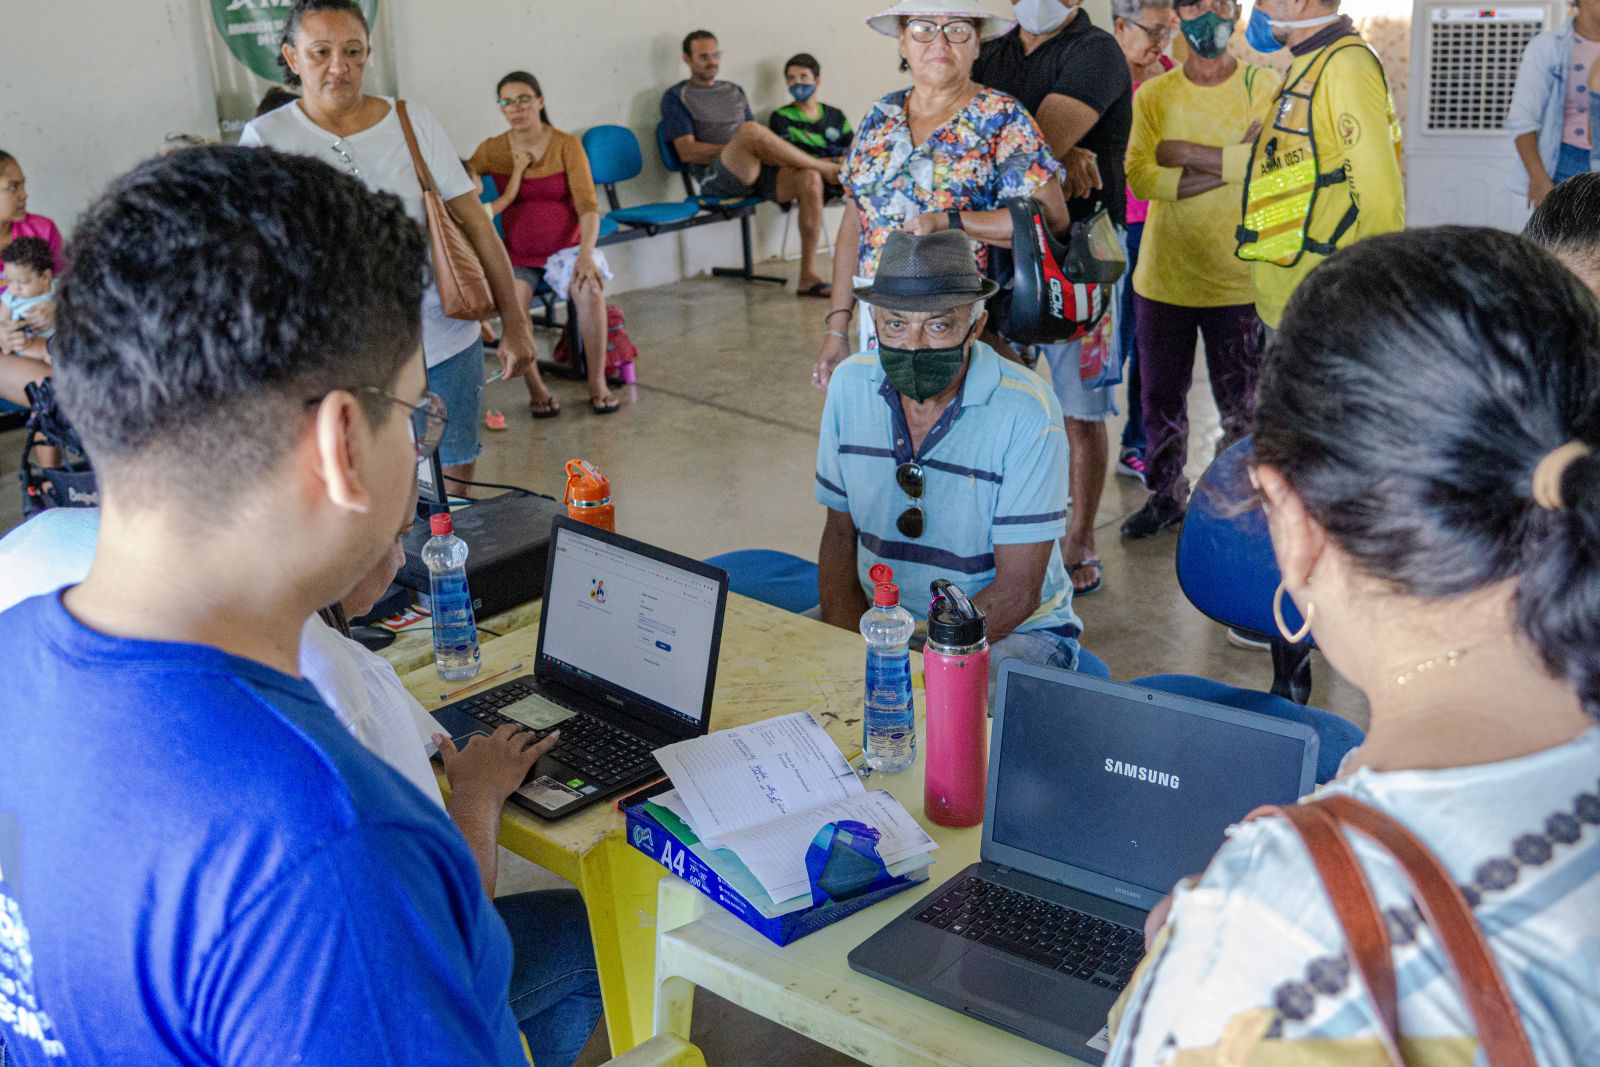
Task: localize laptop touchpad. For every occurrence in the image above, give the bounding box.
[930,953,1060,1022]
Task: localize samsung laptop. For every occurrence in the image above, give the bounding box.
[848,659,1318,1061]
[430,516,728,819]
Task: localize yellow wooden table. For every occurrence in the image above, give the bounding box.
[400,593,872,1054]
[649,718,1085,1066]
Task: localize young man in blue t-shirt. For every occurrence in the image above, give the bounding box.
[0,148,557,1065]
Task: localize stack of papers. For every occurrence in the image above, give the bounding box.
[650,712,938,903]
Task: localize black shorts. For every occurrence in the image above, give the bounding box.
[700,157,779,202]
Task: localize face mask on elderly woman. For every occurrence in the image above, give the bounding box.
[1014,0,1074,34]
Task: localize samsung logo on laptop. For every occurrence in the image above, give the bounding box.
[1104,759,1180,790]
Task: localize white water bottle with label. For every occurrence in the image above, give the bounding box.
[860,563,916,772]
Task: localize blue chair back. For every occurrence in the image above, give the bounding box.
[704,550,820,615]
[477,175,504,238]
[1176,437,1306,641]
[582,125,644,186]
[655,121,685,174]
[1133,674,1362,784]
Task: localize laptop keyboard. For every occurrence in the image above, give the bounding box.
[451,681,659,789]
[914,875,1145,991]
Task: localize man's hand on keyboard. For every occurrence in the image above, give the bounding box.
[435,723,561,808]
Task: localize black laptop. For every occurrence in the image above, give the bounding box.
[430,517,728,819]
[848,659,1318,1061]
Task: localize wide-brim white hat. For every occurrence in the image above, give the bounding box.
[865,0,1018,41]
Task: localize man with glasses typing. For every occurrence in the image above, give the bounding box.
[814,230,1082,682]
[0,147,551,1063]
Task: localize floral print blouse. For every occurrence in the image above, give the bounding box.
[840,85,1064,278]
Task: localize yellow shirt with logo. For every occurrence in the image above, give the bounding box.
[1126,62,1281,308]
[1246,37,1405,328]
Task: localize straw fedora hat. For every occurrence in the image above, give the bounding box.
[851,231,1001,312]
[865,0,1018,41]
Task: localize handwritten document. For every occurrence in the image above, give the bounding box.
[654,711,862,839]
[651,712,937,902]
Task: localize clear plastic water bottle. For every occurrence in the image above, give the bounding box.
[423,512,481,681]
[860,563,916,772]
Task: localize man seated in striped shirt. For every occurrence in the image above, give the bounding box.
[815,231,1082,683]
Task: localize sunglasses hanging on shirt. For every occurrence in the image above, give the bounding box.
[896,461,926,539]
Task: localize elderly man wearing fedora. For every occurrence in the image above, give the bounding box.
[815,230,1082,677]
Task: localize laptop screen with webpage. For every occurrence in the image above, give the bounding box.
[987,666,1314,904]
[538,521,724,732]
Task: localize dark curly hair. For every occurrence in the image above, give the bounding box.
[1254,226,1600,718]
[54,146,426,508]
[277,0,370,88]
[2,236,54,278]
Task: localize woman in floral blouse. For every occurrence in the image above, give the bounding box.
[813,0,1071,388]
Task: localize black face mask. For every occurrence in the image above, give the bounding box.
[878,321,976,402]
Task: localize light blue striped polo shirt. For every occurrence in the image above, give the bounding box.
[814,343,1079,635]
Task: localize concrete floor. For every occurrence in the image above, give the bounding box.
[0,249,1367,1066]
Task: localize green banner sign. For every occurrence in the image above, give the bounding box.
[209,0,381,82]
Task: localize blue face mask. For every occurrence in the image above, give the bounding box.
[1245,5,1341,52]
[789,82,817,102]
[1244,6,1282,51]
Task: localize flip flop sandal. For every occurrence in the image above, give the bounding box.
[529,396,561,419]
[484,409,508,431]
[797,281,832,299]
[590,393,622,415]
[1068,559,1104,598]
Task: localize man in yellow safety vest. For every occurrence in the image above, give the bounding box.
[1234,0,1404,329]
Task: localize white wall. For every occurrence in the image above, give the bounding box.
[1,0,219,233]
[3,0,1111,294]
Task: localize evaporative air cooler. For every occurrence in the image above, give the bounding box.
[1406,1,1556,230]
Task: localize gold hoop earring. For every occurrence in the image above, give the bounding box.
[1273,581,1314,643]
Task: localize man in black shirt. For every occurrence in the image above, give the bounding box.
[974,0,1135,600]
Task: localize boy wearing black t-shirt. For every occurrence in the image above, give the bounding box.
[769,53,855,164]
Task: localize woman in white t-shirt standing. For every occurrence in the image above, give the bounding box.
[241,0,560,497]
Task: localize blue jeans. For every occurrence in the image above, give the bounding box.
[429,337,486,469]
[1554,141,1592,184]
[1118,223,1146,455]
[987,624,1082,706]
[495,889,603,1067]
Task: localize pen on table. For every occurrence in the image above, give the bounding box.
[438,661,525,703]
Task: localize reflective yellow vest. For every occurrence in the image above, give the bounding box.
[1236,36,1401,267]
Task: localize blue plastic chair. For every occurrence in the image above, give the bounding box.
[705,550,820,615]
[1173,436,1312,702]
[654,122,764,213]
[654,123,785,285]
[1130,437,1362,782]
[477,174,504,238]
[581,125,699,229]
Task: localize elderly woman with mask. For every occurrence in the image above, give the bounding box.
[813,0,1072,388]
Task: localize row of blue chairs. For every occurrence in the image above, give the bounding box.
[707,439,1362,785]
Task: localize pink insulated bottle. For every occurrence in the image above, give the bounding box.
[923,579,989,827]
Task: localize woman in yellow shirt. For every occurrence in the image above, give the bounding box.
[1119,0,1278,539]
